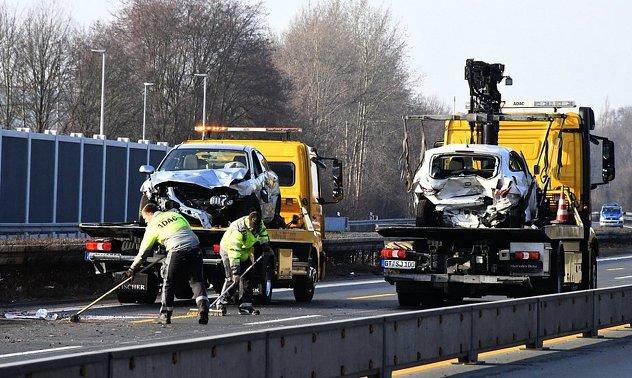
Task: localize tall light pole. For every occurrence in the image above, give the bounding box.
[194,73,207,139]
[142,82,154,141]
[91,49,106,137]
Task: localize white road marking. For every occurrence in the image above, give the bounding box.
[78,315,154,320]
[317,279,386,289]
[0,346,81,359]
[268,279,385,294]
[613,275,632,280]
[348,293,396,300]
[606,268,625,271]
[244,315,321,325]
[598,254,632,262]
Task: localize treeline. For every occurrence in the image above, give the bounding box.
[0,0,446,219]
[592,104,632,211]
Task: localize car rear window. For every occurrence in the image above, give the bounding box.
[430,154,497,179]
[269,162,295,186]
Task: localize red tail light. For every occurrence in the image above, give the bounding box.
[212,244,221,254]
[513,251,540,260]
[381,248,406,259]
[85,241,112,251]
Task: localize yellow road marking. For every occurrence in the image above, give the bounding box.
[393,325,629,376]
[131,311,198,324]
[348,293,396,300]
[607,267,624,271]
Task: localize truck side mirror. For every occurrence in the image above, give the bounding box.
[602,139,615,183]
[332,159,344,202]
[260,189,269,203]
[579,107,595,131]
[139,165,155,175]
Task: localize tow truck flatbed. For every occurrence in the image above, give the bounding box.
[376,225,550,243]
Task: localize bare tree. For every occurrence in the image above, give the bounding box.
[0,5,20,129]
[592,102,632,211]
[19,3,73,132]
[277,0,438,218]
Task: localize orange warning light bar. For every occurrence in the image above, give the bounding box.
[194,124,302,133]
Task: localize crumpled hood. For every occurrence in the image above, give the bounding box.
[148,168,248,189]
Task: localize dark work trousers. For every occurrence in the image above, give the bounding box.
[219,250,253,305]
[160,247,208,314]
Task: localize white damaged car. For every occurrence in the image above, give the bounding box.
[412,144,537,228]
[139,143,281,228]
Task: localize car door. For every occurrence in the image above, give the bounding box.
[508,151,536,217]
[250,150,274,220]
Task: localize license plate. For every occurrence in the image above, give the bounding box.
[382,260,415,269]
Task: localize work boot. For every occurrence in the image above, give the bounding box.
[238,303,260,315]
[198,299,210,325]
[156,311,172,325]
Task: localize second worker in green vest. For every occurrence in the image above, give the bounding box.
[219,211,270,315]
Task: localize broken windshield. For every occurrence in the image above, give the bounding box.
[430,154,497,179]
[158,148,249,171]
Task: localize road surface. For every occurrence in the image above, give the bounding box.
[2,252,632,374]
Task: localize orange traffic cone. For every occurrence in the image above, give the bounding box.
[556,191,569,223]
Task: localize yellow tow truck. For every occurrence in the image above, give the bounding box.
[379,60,615,306]
[81,127,343,304]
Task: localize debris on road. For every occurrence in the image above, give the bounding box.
[3,308,60,321]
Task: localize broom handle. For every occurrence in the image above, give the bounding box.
[210,255,263,308]
[74,256,166,317]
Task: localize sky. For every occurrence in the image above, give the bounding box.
[9,0,632,113]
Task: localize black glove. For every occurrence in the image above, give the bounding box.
[125,265,140,278]
[261,243,274,256]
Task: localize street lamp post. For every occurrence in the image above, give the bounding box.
[91,49,106,137]
[142,82,154,141]
[194,73,207,139]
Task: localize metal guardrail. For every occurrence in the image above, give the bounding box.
[3,284,632,377]
[0,223,80,235]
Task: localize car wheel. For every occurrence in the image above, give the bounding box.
[138,195,150,225]
[396,291,420,307]
[415,198,435,227]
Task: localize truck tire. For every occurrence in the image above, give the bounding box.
[210,277,225,295]
[397,291,420,307]
[420,293,445,308]
[254,260,274,304]
[415,198,435,227]
[293,253,317,302]
[175,283,193,300]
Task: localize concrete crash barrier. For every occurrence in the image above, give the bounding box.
[5,285,632,377]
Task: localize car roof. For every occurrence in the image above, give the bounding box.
[602,203,621,207]
[426,144,515,158]
[173,143,254,152]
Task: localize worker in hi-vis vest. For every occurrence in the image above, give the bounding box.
[219,211,270,315]
[127,203,209,325]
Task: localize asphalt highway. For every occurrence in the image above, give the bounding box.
[2,251,632,370]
